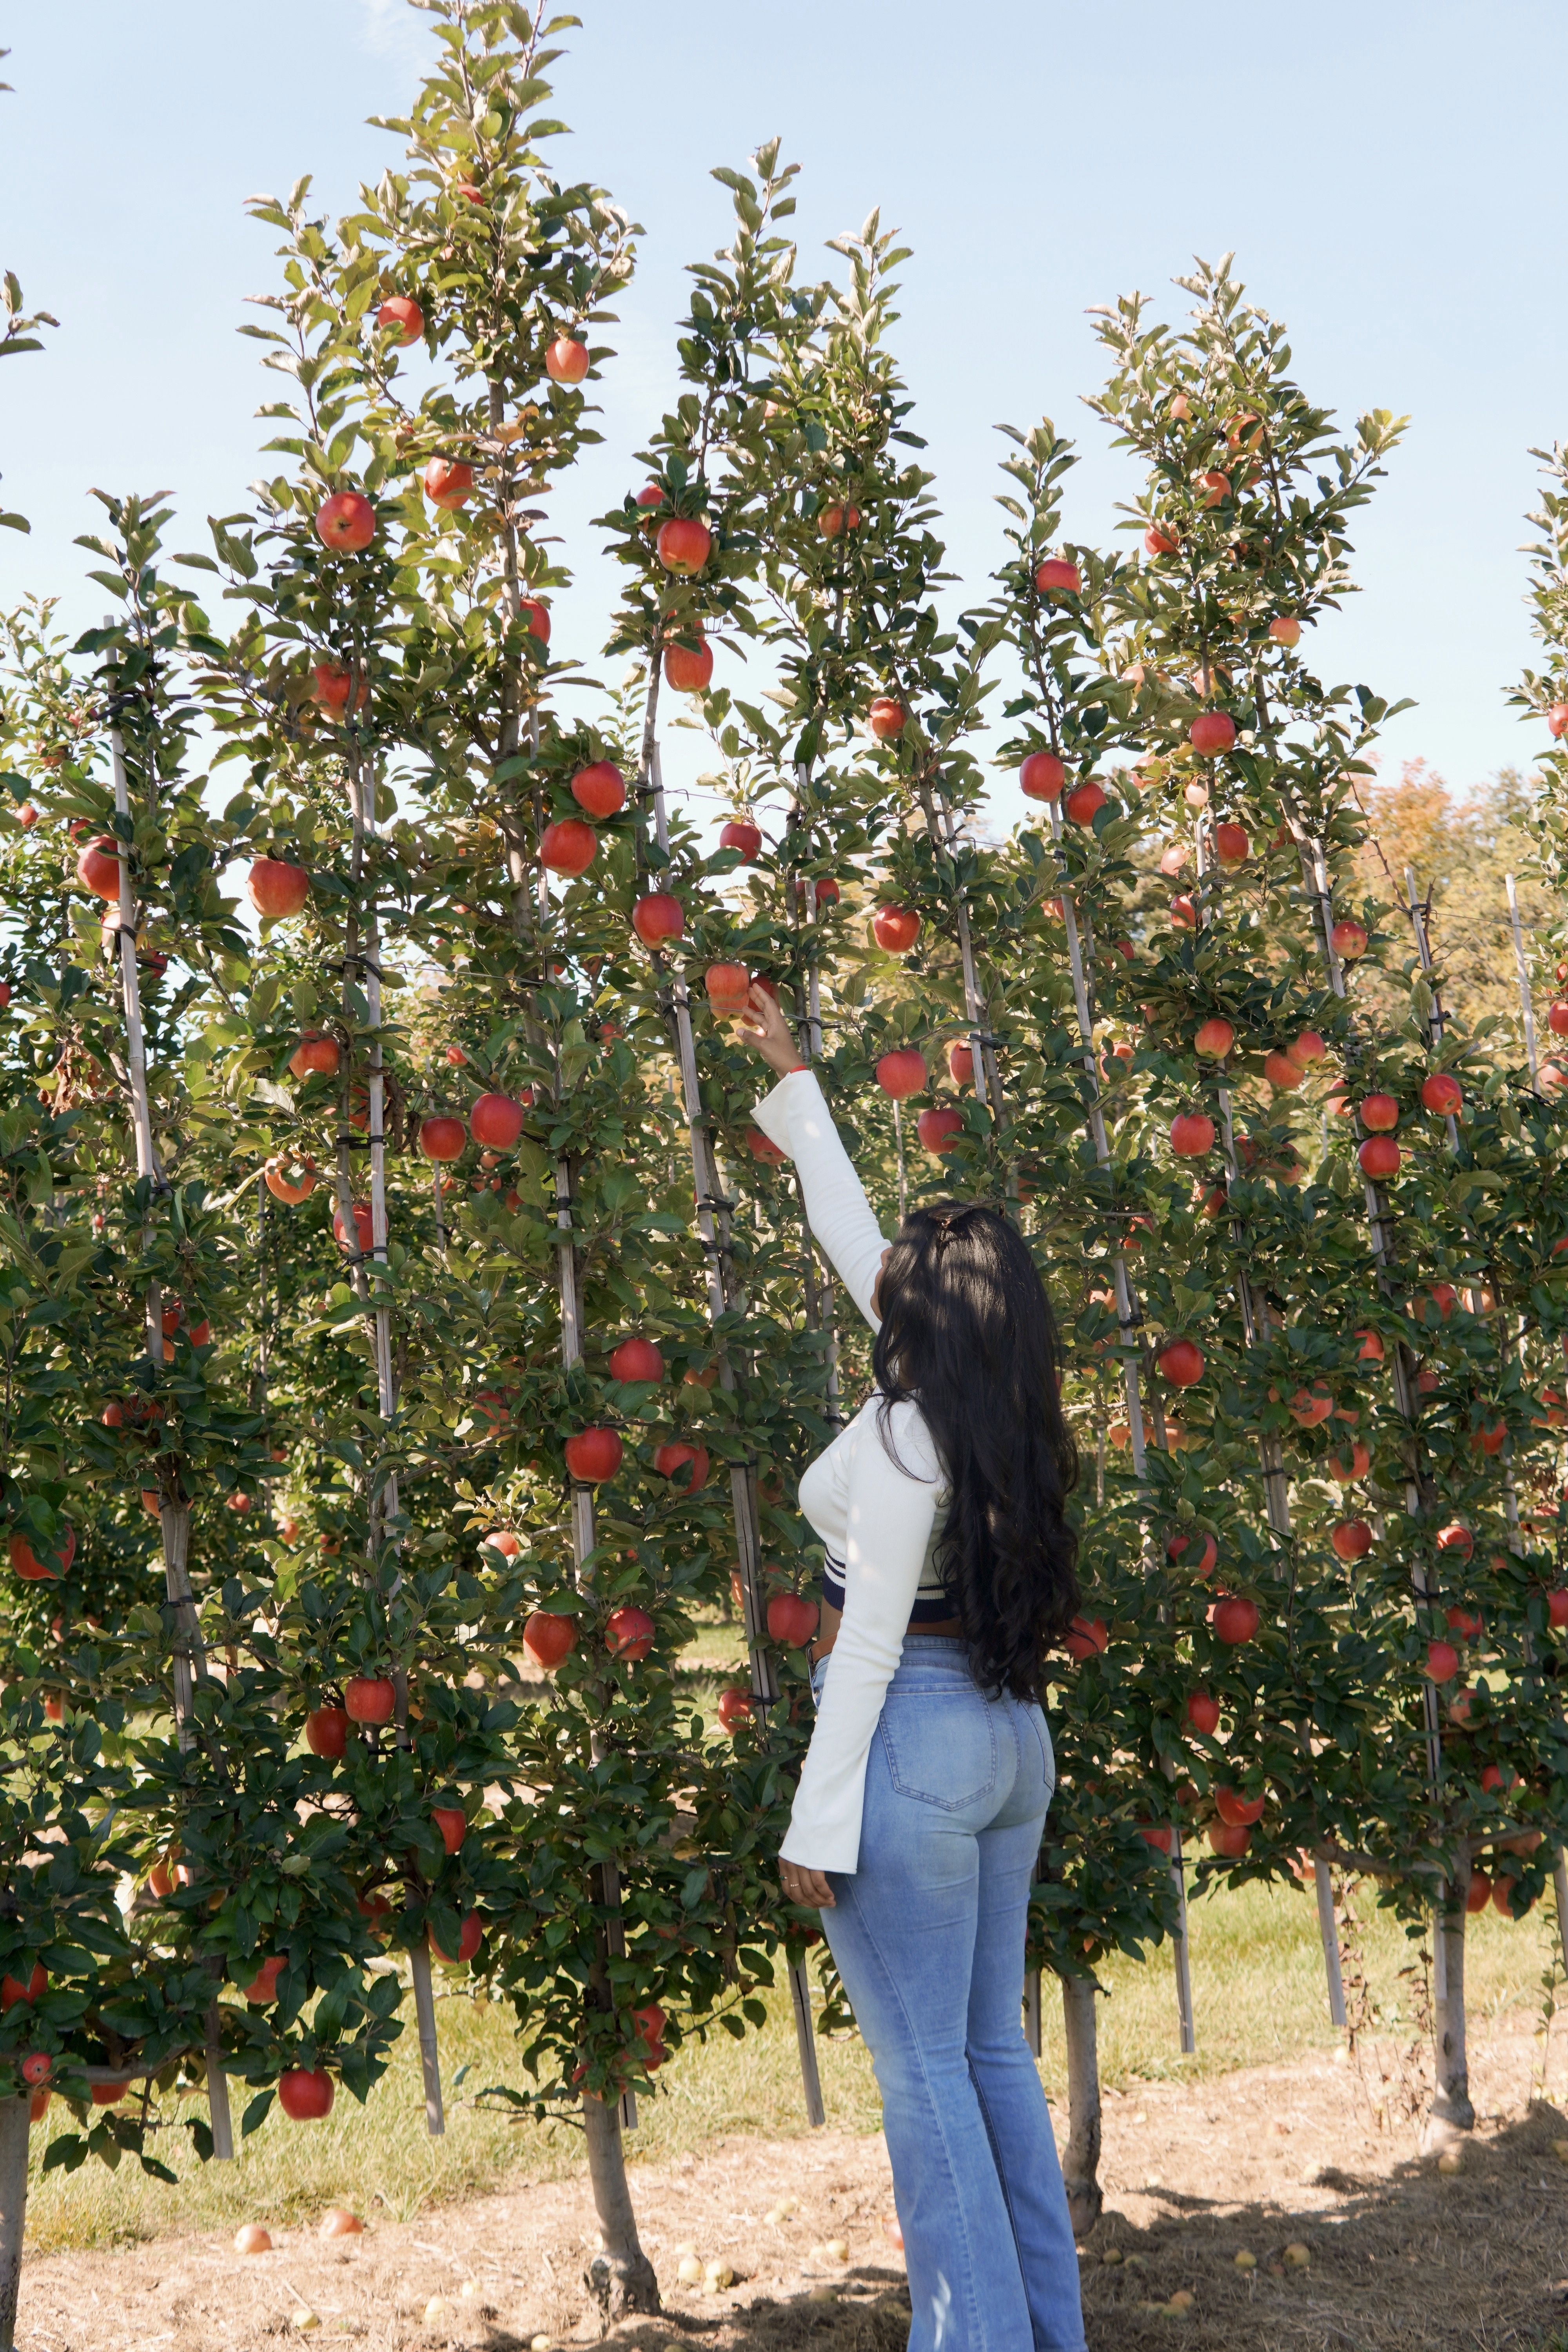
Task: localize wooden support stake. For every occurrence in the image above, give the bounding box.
[0,2096,27,2352]
[1505,875,1539,1080]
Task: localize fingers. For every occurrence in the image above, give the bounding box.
[780,1861,836,1910]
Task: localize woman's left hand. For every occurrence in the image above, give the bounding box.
[780,1858,836,1910]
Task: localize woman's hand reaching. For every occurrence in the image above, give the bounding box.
[780,1857,837,1910]
[738,982,803,1078]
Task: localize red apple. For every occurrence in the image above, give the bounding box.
[819,503,861,537]
[1436,1522,1474,1562]
[523,1612,577,1668]
[1165,1530,1217,1577]
[655,516,711,574]
[1448,1607,1483,1641]
[1189,712,1236,756]
[9,1525,74,1581]
[1549,703,1568,738]
[719,818,761,860]
[418,1115,466,1162]
[1019,751,1066,801]
[748,1127,786,1164]
[344,1676,396,1726]
[570,762,625,818]
[76,836,122,899]
[1064,778,1107,825]
[1199,469,1231,505]
[1208,1822,1251,1858]
[1422,1071,1463,1114]
[1194,1018,1234,1059]
[1214,1787,1265,1828]
[432,1807,466,1855]
[632,891,683,946]
[766,1592,819,1647]
[1158,1339,1205,1387]
[520,599,550,642]
[872,905,921,953]
[1268,616,1300,647]
[248,858,310,919]
[664,635,713,693]
[1326,1441,1372,1483]
[1,1963,46,2010]
[1330,919,1367,959]
[916,1106,963,1154]
[1547,1587,1568,1628]
[868,697,906,740]
[610,1337,664,1384]
[1426,1640,1459,1684]
[1213,821,1249,865]
[605,1605,655,1662]
[333,1200,374,1256]
[948,1040,974,1086]
[1186,1691,1221,1736]
[876,1049,927,1100]
[1211,1595,1260,1645]
[1062,1615,1109,1660]
[1140,1823,1173,1854]
[279,2068,334,2121]
[305,1706,349,1759]
[1170,894,1198,929]
[1358,1134,1400,1179]
[267,1159,317,1204]
[544,335,590,384]
[654,1441,709,1493]
[1550,1002,1568,1037]
[1264,1051,1303,1091]
[1330,1520,1372,1562]
[314,492,376,552]
[1035,556,1082,594]
[564,1427,623,1484]
[704,962,751,1016]
[289,1032,340,1080]
[470,1093,525,1149]
[319,2208,363,2238]
[239,1955,286,2005]
[423,456,473,511]
[377,294,424,345]
[539,817,597,876]
[717,1686,753,1733]
[1170,1112,1215,1157]
[1360,1093,1399,1132]
[1144,524,1180,555]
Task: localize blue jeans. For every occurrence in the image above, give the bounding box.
[810,1640,1085,2352]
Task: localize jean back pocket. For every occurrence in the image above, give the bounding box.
[878,1688,999,1811]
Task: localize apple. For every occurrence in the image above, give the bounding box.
[635,481,665,510]
[1019,751,1066,800]
[1330,919,1367,959]
[564,1427,623,1483]
[820,502,862,537]
[289,1032,340,1080]
[1199,470,1231,506]
[704,962,751,1016]
[1540,1059,1568,1097]
[234,2223,273,2254]
[418,1115,466,1162]
[470,1093,525,1149]
[16,803,36,827]
[520,599,551,642]
[868,697,906,740]
[664,635,714,693]
[1550,1002,1568,1037]
[539,817,597,875]
[1549,703,1568,737]
[633,2002,667,2064]
[568,761,625,820]
[654,1441,709,1493]
[1186,1691,1221,1736]
[306,1705,348,1759]
[422,456,473,511]
[1326,1440,1372,1483]
[767,1592,819,1647]
[1356,1327,1385,1362]
[1165,1530,1217,1577]
[1144,524,1180,555]
[432,1806,466,1855]
[1264,1050,1303,1091]
[430,1909,485,1969]
[719,817,762,860]
[314,492,376,552]
[28,2087,49,2123]
[1170,893,1198,929]
[872,905,921,953]
[1211,1595,1260,1644]
[1215,1787,1266,1828]
[1330,1519,1372,1561]
[266,1159,316,1204]
[1547,1587,1568,1628]
[9,1524,74,1581]
[1208,1822,1251,1858]
[1213,821,1249,865]
[1358,1134,1401,1179]
[1169,1112,1215,1157]
[1426,1640,1459,1684]
[1065,778,1107,825]
[1193,1018,1234,1059]
[333,1200,374,1256]
[1,1963,45,2009]
[916,1106,964,1154]
[1360,1093,1399,1132]
[279,2068,334,2121]
[655,515,711,573]
[1447,1607,1483,1642]
[1289,1386,1334,1426]
[610,1336,664,1385]
[717,1686,753,1733]
[319,2208,363,2238]
[748,1127,786,1164]
[876,1049,927,1100]
[377,294,424,344]
[1035,556,1081,594]
[1422,1071,1463,1113]
[606,1604,655,1661]
[342,1675,396,1728]
[1469,1418,1507,1456]
[1436,1525,1475,1566]
[1267,615,1301,648]
[1139,1823,1173,1854]
[545,335,590,383]
[1158,1339,1205,1387]
[76,836,122,900]
[239,1955,285,2005]
[523,1612,577,1670]
[632,891,683,945]
[248,857,310,918]
[1189,712,1236,756]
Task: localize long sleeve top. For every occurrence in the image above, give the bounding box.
[751,1068,950,1873]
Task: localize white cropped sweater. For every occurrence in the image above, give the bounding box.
[751,1068,952,1874]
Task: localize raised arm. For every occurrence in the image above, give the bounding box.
[741,984,890,1330]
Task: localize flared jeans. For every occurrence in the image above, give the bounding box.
[811,1639,1085,2351]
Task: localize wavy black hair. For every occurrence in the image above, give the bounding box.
[873,1200,1080,1700]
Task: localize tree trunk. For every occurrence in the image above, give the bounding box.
[0,2094,27,2352]
[1425,1867,1474,2146]
[582,2093,660,2316]
[1060,1976,1103,2238]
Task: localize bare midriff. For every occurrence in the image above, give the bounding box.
[809,1597,963,1666]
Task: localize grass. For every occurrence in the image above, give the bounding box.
[23,1874,1561,2254]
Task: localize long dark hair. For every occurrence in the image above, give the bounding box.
[873,1200,1080,1700]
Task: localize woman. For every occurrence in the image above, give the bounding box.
[742,985,1087,2352]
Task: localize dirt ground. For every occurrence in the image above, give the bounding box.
[14,2010,1568,2351]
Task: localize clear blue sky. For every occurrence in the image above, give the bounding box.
[3,0,1565,831]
